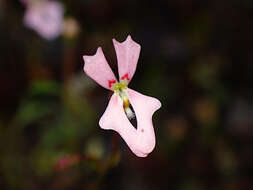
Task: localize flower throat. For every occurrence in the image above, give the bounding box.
[112,81,135,120]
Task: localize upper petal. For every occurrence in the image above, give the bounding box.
[113,35,141,84]
[83,47,117,90]
[99,88,161,157]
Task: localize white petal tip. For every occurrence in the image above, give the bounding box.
[112,38,120,46]
[126,35,132,40]
[157,100,162,109]
[99,116,113,130]
[113,35,133,45]
[96,46,102,53]
[83,55,89,62]
[134,146,154,157]
[83,47,103,63]
[135,152,148,157]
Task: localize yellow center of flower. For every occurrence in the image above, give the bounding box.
[112,81,135,119]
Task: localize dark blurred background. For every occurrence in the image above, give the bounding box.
[1,0,253,189]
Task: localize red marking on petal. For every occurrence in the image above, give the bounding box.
[108,80,116,88]
[121,73,130,81]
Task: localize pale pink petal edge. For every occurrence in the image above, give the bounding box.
[99,88,161,157]
[83,47,117,90]
[113,35,141,83]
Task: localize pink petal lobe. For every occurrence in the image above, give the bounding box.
[99,88,161,157]
[83,47,117,90]
[113,35,141,83]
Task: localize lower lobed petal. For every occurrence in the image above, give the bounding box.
[99,88,161,157]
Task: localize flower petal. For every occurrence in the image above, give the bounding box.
[99,88,161,157]
[113,35,141,84]
[83,47,117,90]
[24,1,64,40]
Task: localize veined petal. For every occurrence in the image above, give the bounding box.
[83,47,117,90]
[113,35,141,84]
[99,88,161,157]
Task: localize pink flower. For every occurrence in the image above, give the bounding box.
[23,0,64,40]
[83,35,161,157]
